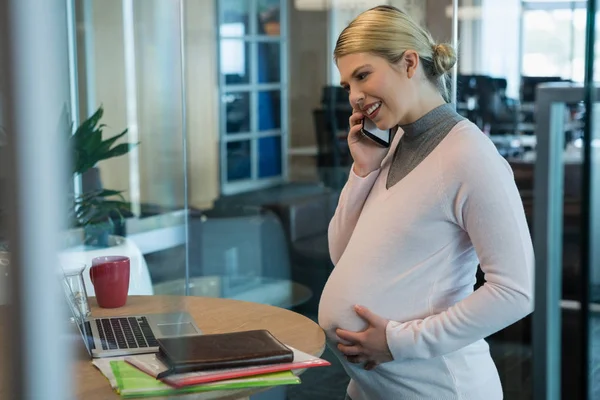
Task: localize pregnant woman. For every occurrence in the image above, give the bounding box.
[318,5,534,400]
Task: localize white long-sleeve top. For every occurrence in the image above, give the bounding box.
[318,119,534,400]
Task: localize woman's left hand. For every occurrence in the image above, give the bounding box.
[335,305,394,370]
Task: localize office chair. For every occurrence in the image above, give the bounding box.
[312,101,352,190]
[456,74,497,129]
[520,76,568,103]
[520,76,570,123]
[312,108,351,167]
[488,78,520,135]
[320,85,349,107]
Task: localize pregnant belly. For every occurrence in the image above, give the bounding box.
[317,265,409,343]
[318,278,367,342]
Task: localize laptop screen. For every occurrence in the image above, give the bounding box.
[61,270,92,356]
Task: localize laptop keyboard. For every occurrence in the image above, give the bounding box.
[95,316,159,351]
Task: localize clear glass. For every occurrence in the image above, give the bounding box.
[219,0,285,193]
[588,8,600,398]
[258,42,281,83]
[522,9,586,81]
[454,0,585,400]
[224,91,251,133]
[62,263,91,319]
[0,95,7,309]
[520,2,600,395]
[2,0,75,396]
[16,0,600,397]
[258,135,282,178]
[226,140,252,181]
[72,0,190,310]
[0,249,9,306]
[589,115,600,397]
[219,0,250,37]
[258,90,281,130]
[221,40,251,84]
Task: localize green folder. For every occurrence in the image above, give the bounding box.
[109,361,300,398]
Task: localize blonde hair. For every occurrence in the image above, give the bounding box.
[334,5,456,102]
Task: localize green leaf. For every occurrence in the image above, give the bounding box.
[96,190,126,199]
[84,128,103,154]
[80,189,125,199]
[98,200,131,209]
[95,143,136,163]
[95,128,129,155]
[68,104,138,228]
[78,106,103,132]
[72,107,103,146]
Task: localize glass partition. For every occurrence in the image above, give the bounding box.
[531,81,600,400]
[1,0,75,398]
[585,1,600,398]
[68,0,538,398]
[0,13,9,398]
[6,0,600,398]
[585,98,600,400]
[456,2,600,399]
[532,1,600,399]
[70,0,191,299]
[455,1,535,398]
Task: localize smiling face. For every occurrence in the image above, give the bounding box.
[338,52,419,129]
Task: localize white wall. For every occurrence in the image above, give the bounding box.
[184,0,219,209]
[426,0,453,43]
[479,0,521,97]
[289,5,329,148]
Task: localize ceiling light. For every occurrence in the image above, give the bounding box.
[445,5,482,20]
[294,0,386,11]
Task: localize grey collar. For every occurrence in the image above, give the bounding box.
[399,103,457,138]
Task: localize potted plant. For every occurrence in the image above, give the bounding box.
[68,105,137,247]
[1,109,153,296]
[61,106,153,296]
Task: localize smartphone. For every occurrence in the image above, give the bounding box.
[361,118,391,148]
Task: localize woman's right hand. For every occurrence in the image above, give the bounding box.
[347,110,390,177]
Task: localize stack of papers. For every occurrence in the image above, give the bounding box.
[92,346,330,398]
[111,362,299,398]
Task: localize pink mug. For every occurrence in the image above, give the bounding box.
[89,256,130,308]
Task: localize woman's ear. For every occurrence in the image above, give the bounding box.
[403,50,419,79]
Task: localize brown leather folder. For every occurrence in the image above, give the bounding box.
[155,329,293,379]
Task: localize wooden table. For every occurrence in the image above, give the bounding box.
[76,295,326,399]
[152,276,313,310]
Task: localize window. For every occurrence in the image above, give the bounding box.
[220,23,247,77]
[521,2,587,82]
[218,0,288,195]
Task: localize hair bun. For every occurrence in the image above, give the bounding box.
[432,43,457,76]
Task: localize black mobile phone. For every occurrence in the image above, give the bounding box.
[361,118,391,148]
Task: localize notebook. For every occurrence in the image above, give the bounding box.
[126,346,331,388]
[155,329,294,378]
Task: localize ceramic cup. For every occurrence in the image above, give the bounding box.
[89,256,130,308]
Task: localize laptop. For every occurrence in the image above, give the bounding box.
[63,277,203,359]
